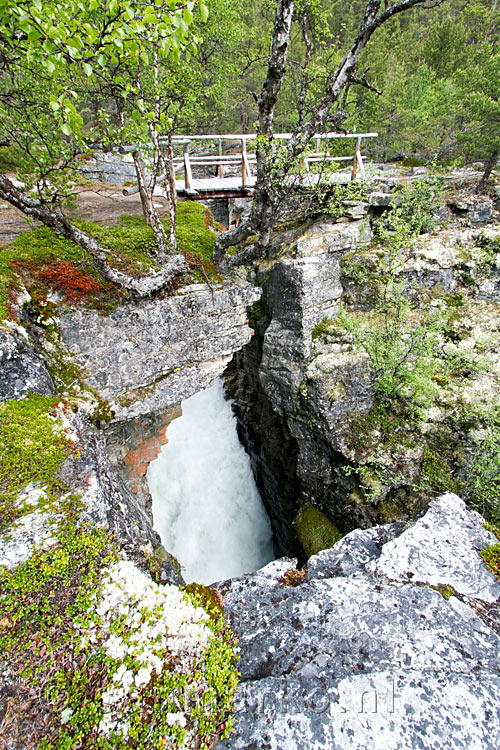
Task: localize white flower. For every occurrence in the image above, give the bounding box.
[134,666,152,688]
[166,712,187,728]
[61,708,73,725]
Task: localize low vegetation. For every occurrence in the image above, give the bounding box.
[0,397,238,750]
[309,180,500,526]
[295,503,343,558]
[0,203,220,322]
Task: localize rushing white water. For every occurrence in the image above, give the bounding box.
[147,379,275,585]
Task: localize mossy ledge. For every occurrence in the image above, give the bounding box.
[0,203,220,323]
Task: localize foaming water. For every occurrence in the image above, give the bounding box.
[147,379,275,584]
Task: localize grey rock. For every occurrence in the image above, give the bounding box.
[80,151,138,185]
[0,500,57,568]
[306,523,404,580]
[260,220,372,413]
[228,197,252,227]
[371,493,500,602]
[368,192,393,207]
[58,280,260,421]
[0,325,54,400]
[344,203,369,219]
[432,204,450,223]
[215,496,500,750]
[468,201,493,223]
[451,198,493,223]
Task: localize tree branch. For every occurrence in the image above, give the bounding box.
[0,172,186,296]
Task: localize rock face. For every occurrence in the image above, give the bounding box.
[56,279,259,511]
[215,494,500,750]
[227,212,500,552]
[59,280,260,421]
[226,219,373,553]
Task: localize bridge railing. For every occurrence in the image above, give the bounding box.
[123,132,378,197]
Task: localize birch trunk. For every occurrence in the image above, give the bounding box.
[0,172,186,296]
[214,0,443,271]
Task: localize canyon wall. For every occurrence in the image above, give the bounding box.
[226,198,500,554]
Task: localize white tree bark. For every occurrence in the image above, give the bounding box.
[214,0,444,271]
[0,172,186,296]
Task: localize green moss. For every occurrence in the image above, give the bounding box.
[376,498,407,521]
[0,395,76,532]
[0,204,221,323]
[311,316,332,341]
[248,300,264,332]
[182,583,224,621]
[175,202,218,282]
[0,522,117,652]
[480,543,500,580]
[344,400,417,455]
[0,392,238,749]
[0,143,28,171]
[418,443,463,497]
[429,584,458,600]
[296,503,343,558]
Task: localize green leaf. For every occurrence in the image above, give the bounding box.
[199,3,208,23]
[83,62,93,77]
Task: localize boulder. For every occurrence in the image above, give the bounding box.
[215,494,500,750]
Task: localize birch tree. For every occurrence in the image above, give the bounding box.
[0,0,207,295]
[213,0,445,272]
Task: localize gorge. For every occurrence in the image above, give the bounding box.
[1,173,500,749]
[147,379,274,585]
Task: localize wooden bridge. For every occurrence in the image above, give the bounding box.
[123,132,378,200]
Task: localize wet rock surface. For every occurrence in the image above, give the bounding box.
[215,495,500,750]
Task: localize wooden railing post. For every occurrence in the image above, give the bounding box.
[217,138,224,178]
[241,137,247,187]
[356,136,365,179]
[351,136,365,181]
[183,140,193,192]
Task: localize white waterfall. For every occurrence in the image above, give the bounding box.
[147,379,275,585]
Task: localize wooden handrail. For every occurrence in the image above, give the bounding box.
[122,131,378,197]
[166,132,378,141]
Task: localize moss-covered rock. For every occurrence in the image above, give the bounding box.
[295,503,343,558]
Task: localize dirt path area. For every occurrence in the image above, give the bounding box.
[0,181,169,244]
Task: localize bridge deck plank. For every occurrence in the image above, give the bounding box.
[176,175,256,194]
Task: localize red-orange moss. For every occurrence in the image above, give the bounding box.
[37,261,103,303]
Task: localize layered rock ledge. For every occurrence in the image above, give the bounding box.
[58,279,260,421]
